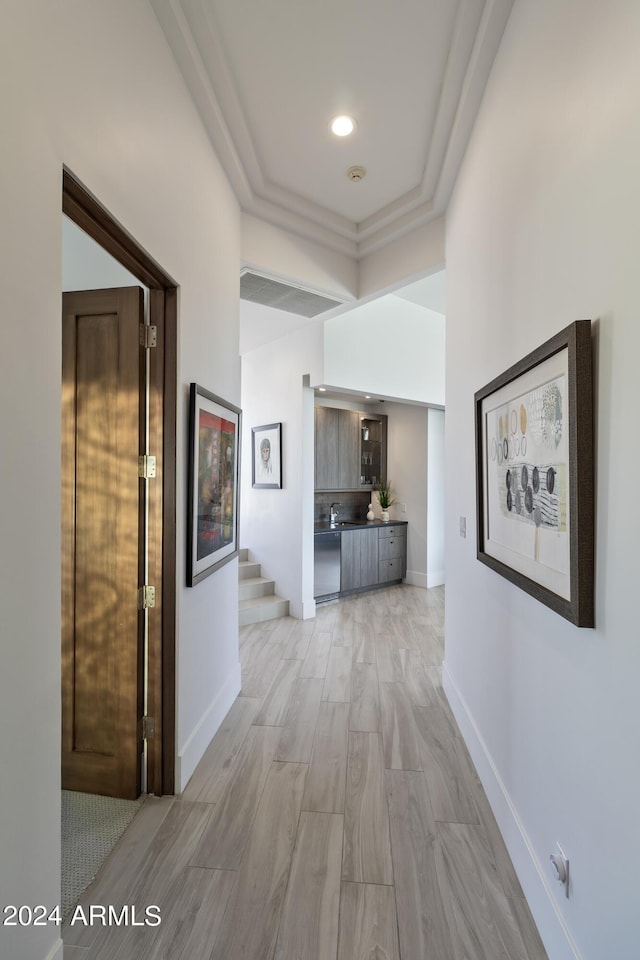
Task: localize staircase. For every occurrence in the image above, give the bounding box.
[238,548,289,626]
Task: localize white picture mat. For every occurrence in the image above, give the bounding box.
[481,348,571,601]
[253,426,281,486]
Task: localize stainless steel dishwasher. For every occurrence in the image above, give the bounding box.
[314,531,341,601]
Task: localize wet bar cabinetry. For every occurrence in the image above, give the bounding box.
[315,404,387,492]
[338,523,407,597]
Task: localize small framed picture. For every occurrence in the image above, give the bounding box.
[187,383,241,586]
[252,422,282,489]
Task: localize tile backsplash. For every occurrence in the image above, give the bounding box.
[314,491,371,523]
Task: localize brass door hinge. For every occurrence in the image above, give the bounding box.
[138,585,156,609]
[138,455,157,479]
[139,324,157,348]
[142,716,155,740]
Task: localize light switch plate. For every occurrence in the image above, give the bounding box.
[459,517,466,538]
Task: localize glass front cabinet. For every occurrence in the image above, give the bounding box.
[359,416,385,489]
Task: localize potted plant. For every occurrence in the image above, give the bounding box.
[376,478,396,522]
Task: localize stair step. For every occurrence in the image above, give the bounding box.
[238,547,249,562]
[239,593,289,627]
[239,576,276,601]
[239,559,261,580]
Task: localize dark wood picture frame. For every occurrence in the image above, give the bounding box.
[252,422,283,489]
[187,383,241,586]
[475,320,594,626]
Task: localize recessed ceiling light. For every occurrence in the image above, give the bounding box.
[365,395,371,399]
[330,115,356,137]
[318,387,327,392]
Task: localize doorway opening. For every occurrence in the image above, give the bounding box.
[62,168,177,799]
[61,168,177,915]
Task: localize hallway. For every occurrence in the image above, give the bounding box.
[63,585,547,960]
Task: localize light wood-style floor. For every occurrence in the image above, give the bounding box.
[63,584,548,960]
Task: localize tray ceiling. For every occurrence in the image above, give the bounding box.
[151,0,513,258]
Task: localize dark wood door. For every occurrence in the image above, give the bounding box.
[61,287,144,799]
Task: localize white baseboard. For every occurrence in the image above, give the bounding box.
[442,664,582,960]
[289,597,318,619]
[176,662,241,793]
[427,569,445,587]
[300,599,316,619]
[289,598,307,619]
[405,569,427,588]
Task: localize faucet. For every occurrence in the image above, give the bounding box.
[330,502,341,527]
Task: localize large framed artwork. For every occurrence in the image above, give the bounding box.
[187,383,241,586]
[251,422,282,489]
[475,320,594,626]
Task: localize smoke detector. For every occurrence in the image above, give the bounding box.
[347,166,366,182]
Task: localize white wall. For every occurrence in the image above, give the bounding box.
[323,297,445,405]
[240,322,325,619]
[0,3,242,957]
[384,403,429,587]
[241,212,446,308]
[359,215,445,299]
[385,403,445,590]
[242,212,358,302]
[427,408,445,587]
[444,2,640,959]
[62,216,140,289]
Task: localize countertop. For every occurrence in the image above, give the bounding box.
[314,519,408,533]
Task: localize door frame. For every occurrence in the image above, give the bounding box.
[63,167,177,795]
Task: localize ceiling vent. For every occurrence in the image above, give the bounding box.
[240,270,343,318]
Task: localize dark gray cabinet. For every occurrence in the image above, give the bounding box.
[314,406,339,490]
[341,527,380,591]
[338,409,359,489]
[340,524,406,595]
[378,525,407,582]
[360,529,380,586]
[315,406,359,490]
[314,404,387,491]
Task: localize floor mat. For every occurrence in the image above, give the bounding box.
[61,790,144,919]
